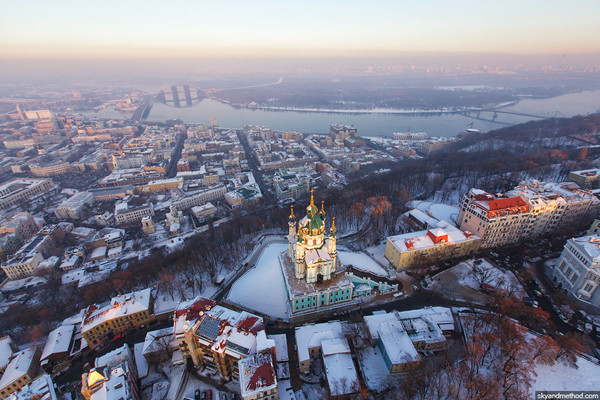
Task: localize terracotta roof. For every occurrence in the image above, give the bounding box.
[487,197,527,211]
[174,297,216,320]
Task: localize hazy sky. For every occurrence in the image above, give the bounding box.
[2,0,600,58]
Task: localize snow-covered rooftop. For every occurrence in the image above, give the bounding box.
[94,344,132,370]
[268,334,289,362]
[365,307,454,340]
[387,224,479,252]
[0,347,38,391]
[570,234,600,262]
[322,338,359,397]
[378,321,421,365]
[41,324,74,362]
[173,296,216,334]
[0,337,15,371]
[82,288,152,333]
[142,327,176,356]
[321,338,350,357]
[8,374,57,400]
[238,352,277,398]
[295,321,343,363]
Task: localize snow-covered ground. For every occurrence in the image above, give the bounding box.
[531,356,600,394]
[365,242,392,272]
[226,243,289,319]
[301,383,328,400]
[0,276,47,291]
[407,200,459,225]
[454,259,523,294]
[179,373,239,400]
[357,346,391,391]
[338,250,389,277]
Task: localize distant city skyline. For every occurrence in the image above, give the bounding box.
[2,0,600,59]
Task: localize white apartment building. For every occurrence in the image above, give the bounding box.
[171,184,227,210]
[114,202,155,225]
[457,189,530,248]
[54,191,95,220]
[0,179,54,210]
[458,180,600,249]
[551,234,600,309]
[509,180,600,235]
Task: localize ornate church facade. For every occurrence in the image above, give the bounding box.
[288,191,337,284]
[280,191,354,314]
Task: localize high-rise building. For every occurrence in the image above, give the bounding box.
[457,180,600,248]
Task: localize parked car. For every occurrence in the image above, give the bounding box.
[195,389,201,400]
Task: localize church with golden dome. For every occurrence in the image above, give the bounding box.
[288,190,338,284]
[280,190,354,314]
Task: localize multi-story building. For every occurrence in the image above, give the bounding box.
[191,203,217,220]
[171,184,227,210]
[3,139,35,150]
[0,213,38,241]
[141,216,155,234]
[81,288,154,349]
[0,337,18,376]
[2,225,64,280]
[294,321,359,397]
[550,234,600,309]
[457,189,530,248]
[111,153,146,170]
[225,184,263,207]
[29,160,72,177]
[7,374,58,400]
[54,191,94,220]
[0,213,39,258]
[1,251,44,280]
[99,168,162,187]
[0,179,54,210]
[173,297,275,381]
[588,219,600,235]
[136,178,183,194]
[375,321,421,373]
[568,168,600,189]
[508,180,600,235]
[94,212,115,227]
[81,344,140,400]
[273,174,310,200]
[385,222,481,270]
[114,202,154,225]
[88,186,134,202]
[459,181,600,249]
[238,353,279,400]
[329,124,357,140]
[364,307,454,372]
[40,325,75,372]
[417,140,452,156]
[0,347,41,400]
[393,131,428,141]
[294,321,343,374]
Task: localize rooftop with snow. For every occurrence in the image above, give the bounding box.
[238,352,278,398]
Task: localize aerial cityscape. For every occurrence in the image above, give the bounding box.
[1,1,600,400]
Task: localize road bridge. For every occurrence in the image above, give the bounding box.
[130,78,284,122]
